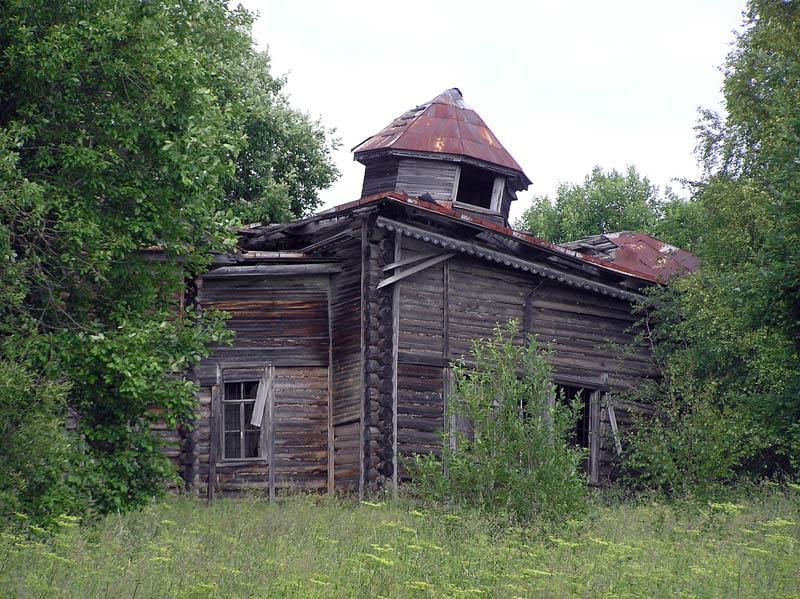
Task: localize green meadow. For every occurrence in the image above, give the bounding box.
[1,489,798,598]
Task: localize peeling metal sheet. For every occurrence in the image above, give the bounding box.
[353,88,531,186]
[562,233,699,281]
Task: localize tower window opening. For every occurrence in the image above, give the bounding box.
[455,165,496,209]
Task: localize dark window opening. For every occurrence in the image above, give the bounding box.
[223,381,260,459]
[556,385,590,449]
[455,165,495,209]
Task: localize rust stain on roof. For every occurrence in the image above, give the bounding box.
[353,88,531,186]
[306,192,668,283]
[562,233,699,281]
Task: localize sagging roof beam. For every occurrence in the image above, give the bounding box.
[375,217,643,303]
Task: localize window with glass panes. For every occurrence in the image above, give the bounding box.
[223,380,261,459]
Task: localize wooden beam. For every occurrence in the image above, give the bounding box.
[606,396,623,456]
[391,230,401,493]
[268,364,276,503]
[327,280,335,494]
[358,221,367,500]
[204,263,342,278]
[376,252,456,290]
[375,217,643,302]
[382,251,441,272]
[589,390,601,485]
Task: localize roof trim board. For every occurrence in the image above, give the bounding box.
[375,217,644,303]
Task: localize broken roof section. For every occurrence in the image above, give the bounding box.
[561,233,699,282]
[352,88,531,189]
[240,192,685,286]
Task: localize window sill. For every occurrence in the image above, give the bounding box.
[452,202,501,215]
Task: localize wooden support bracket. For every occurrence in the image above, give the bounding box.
[376,251,456,290]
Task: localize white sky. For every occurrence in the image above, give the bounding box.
[238,0,746,222]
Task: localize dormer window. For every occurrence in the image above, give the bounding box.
[454,164,505,212]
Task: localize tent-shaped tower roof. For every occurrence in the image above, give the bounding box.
[353,88,531,189]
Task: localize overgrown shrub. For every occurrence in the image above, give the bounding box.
[620,384,767,498]
[410,321,587,523]
[0,361,83,524]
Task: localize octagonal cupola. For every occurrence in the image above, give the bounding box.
[353,88,531,225]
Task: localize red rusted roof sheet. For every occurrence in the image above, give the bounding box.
[293,192,667,283]
[353,88,531,186]
[561,233,699,281]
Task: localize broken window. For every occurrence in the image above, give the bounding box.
[555,385,591,449]
[223,381,261,459]
[455,164,502,210]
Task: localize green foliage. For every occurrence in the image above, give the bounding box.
[1,492,799,596]
[516,165,669,243]
[411,322,587,523]
[0,0,336,520]
[0,361,81,523]
[625,0,800,488]
[621,381,767,497]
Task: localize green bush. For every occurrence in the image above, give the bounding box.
[620,380,767,498]
[0,361,83,524]
[410,321,587,523]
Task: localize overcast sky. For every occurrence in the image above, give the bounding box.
[239,1,746,222]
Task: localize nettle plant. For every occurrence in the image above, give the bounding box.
[411,321,587,523]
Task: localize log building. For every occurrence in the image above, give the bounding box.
[176,89,696,497]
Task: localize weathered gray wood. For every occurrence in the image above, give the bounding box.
[359,221,367,499]
[327,281,335,493]
[376,217,643,302]
[606,396,623,456]
[376,252,456,290]
[396,157,459,201]
[361,157,399,198]
[391,230,401,492]
[589,390,601,484]
[268,365,276,502]
[204,263,342,278]
[383,251,441,272]
[208,364,222,502]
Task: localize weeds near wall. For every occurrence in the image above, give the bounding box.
[410,321,587,523]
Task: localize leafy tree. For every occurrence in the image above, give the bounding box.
[0,0,337,519]
[625,0,800,487]
[411,322,587,523]
[517,165,665,243]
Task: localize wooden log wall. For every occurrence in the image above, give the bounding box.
[362,221,395,491]
[329,225,364,491]
[389,244,655,482]
[396,158,459,201]
[190,271,330,493]
[395,237,447,480]
[361,158,399,198]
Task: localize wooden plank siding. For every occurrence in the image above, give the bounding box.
[174,200,661,495]
[361,158,399,198]
[328,227,364,490]
[396,158,459,201]
[390,247,654,481]
[191,270,331,494]
[196,274,331,386]
[196,366,329,493]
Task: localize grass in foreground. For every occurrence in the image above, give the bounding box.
[1,490,798,598]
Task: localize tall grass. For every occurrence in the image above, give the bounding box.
[1,488,798,597]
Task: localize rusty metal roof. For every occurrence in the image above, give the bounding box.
[243,191,676,284]
[561,233,699,281]
[352,88,531,187]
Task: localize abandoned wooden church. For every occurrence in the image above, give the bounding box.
[175,88,697,498]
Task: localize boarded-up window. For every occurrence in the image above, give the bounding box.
[223,381,261,459]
